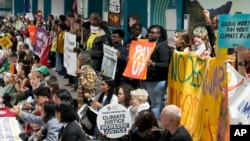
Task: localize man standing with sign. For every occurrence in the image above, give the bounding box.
[140,25,173,120]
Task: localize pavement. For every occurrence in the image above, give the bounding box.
[48,68,77,99]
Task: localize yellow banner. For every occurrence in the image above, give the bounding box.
[0,36,13,48]
[168,51,227,141]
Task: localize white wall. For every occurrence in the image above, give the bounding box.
[166,9,176,41]
[37,0,44,16]
[51,0,64,17]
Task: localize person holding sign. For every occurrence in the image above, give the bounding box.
[192,26,211,58]
[159,105,192,141]
[140,25,173,120]
[111,29,128,87]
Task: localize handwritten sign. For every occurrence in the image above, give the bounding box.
[101,44,118,79]
[0,117,22,141]
[168,51,227,141]
[96,104,131,138]
[108,0,121,27]
[123,41,155,80]
[63,32,77,76]
[218,14,250,48]
[227,63,250,125]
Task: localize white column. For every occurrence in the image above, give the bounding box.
[29,0,32,12]
[38,0,44,16]
[51,0,64,18]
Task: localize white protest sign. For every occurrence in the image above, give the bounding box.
[227,63,250,124]
[101,44,118,79]
[0,117,22,141]
[64,32,77,76]
[25,12,34,21]
[97,103,132,138]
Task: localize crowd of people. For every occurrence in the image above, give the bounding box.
[0,6,249,141]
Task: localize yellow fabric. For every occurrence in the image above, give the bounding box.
[57,31,65,53]
[86,34,97,51]
[168,50,227,141]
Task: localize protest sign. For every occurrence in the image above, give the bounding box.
[77,0,84,15]
[168,51,227,141]
[123,40,156,80]
[63,32,77,76]
[35,27,49,53]
[227,63,250,125]
[101,44,118,79]
[0,117,22,141]
[96,103,131,138]
[78,104,98,130]
[0,36,13,48]
[218,14,250,48]
[25,12,34,21]
[108,0,121,27]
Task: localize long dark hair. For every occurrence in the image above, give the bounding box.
[55,100,78,123]
[43,101,57,123]
[119,84,134,108]
[97,76,114,106]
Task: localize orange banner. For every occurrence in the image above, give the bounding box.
[123,40,156,80]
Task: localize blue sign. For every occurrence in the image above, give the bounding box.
[218,14,250,48]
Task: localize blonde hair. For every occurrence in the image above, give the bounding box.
[193,26,208,39]
[28,71,42,78]
[130,88,148,103]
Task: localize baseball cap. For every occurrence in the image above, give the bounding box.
[35,66,49,76]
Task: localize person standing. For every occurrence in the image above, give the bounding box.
[140,25,172,120]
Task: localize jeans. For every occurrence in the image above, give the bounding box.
[140,80,166,120]
[55,52,61,71]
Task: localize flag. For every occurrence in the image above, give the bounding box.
[23,0,30,15]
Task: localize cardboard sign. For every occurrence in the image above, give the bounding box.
[101,44,118,79]
[218,14,250,48]
[123,41,156,80]
[96,103,131,138]
[63,32,77,76]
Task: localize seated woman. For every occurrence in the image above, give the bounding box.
[128,109,160,141]
[10,60,31,105]
[56,100,86,141]
[11,101,62,141]
[118,84,134,108]
[129,88,150,124]
[0,73,16,103]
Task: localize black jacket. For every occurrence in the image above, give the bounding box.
[146,41,173,82]
[58,121,86,141]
